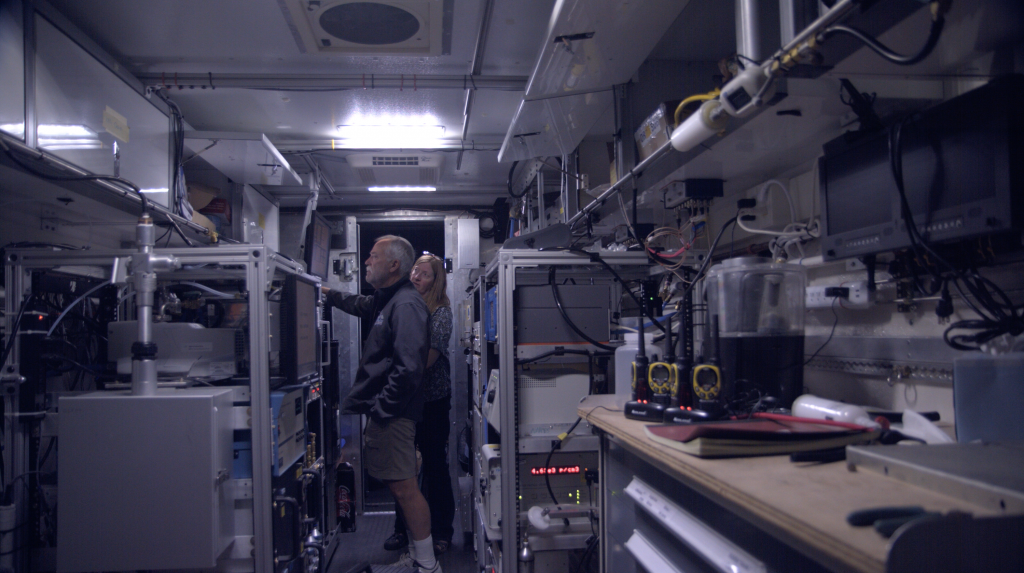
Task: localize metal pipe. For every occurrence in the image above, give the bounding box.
[567,137,674,225]
[136,73,527,91]
[470,0,497,76]
[771,0,856,61]
[569,0,858,229]
[132,215,158,396]
[736,0,762,60]
[129,216,181,396]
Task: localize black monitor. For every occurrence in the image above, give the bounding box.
[304,212,332,280]
[818,75,1023,261]
[281,274,320,385]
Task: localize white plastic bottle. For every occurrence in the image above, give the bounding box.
[792,394,880,428]
[614,332,659,398]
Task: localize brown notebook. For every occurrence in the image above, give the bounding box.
[644,417,880,458]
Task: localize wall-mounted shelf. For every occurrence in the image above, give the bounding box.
[184,132,302,187]
[498,0,690,163]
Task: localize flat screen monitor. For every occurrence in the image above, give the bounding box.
[304,212,332,279]
[281,274,320,385]
[818,75,1022,261]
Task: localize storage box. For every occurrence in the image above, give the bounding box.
[634,101,680,161]
[58,388,235,571]
[271,385,308,475]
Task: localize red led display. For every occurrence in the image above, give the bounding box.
[529,465,580,476]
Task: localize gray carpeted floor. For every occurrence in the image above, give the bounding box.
[326,514,476,573]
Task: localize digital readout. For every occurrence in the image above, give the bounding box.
[530,465,580,476]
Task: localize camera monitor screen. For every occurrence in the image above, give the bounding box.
[304,212,332,280]
[282,274,320,385]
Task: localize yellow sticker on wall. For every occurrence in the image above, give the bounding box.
[103,106,129,143]
[258,213,266,228]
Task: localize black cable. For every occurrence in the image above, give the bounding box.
[589,256,666,334]
[804,297,840,366]
[0,543,29,556]
[0,295,32,371]
[516,348,611,365]
[676,217,739,304]
[544,416,584,507]
[158,225,173,246]
[1,139,147,215]
[549,268,617,351]
[507,161,525,198]
[819,9,944,67]
[550,217,742,341]
[889,118,1023,349]
[573,534,600,573]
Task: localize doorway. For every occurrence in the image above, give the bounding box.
[355,219,445,513]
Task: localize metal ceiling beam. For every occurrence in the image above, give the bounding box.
[470,0,497,77]
[461,0,497,145]
[273,139,505,152]
[136,73,527,91]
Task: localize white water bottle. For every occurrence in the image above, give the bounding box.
[792,394,880,428]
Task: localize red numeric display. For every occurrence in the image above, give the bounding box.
[530,465,580,476]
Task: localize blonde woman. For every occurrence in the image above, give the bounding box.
[388,254,456,559]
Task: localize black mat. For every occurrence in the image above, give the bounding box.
[326,514,476,573]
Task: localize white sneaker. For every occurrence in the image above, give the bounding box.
[392,550,442,572]
[414,559,442,573]
[391,552,416,568]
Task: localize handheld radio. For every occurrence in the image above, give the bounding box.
[647,313,677,407]
[624,283,666,421]
[663,300,697,424]
[692,314,723,410]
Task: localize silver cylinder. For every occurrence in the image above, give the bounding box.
[137,295,154,343]
[736,0,761,61]
[132,359,158,396]
[137,215,155,248]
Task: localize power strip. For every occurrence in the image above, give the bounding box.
[806,281,871,309]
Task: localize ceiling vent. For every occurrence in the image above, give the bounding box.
[281,0,444,56]
[346,153,444,186]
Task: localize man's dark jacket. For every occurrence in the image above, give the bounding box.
[326,278,429,422]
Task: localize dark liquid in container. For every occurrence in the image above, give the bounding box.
[717,335,804,408]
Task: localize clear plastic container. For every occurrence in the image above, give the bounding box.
[703,257,807,407]
[705,257,806,337]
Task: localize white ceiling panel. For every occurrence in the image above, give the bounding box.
[45,0,486,75]
[465,89,526,137]
[479,0,558,76]
[524,0,690,100]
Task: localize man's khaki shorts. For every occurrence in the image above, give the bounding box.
[364,416,417,481]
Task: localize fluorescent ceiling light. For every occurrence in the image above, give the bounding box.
[3,123,103,150]
[2,123,98,138]
[38,124,97,138]
[337,124,445,139]
[368,186,436,192]
[140,188,169,194]
[334,114,447,148]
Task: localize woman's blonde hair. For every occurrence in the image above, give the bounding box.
[414,254,450,313]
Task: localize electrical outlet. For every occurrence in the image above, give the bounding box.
[844,280,871,308]
[806,280,871,309]
[805,286,835,309]
[742,189,791,229]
